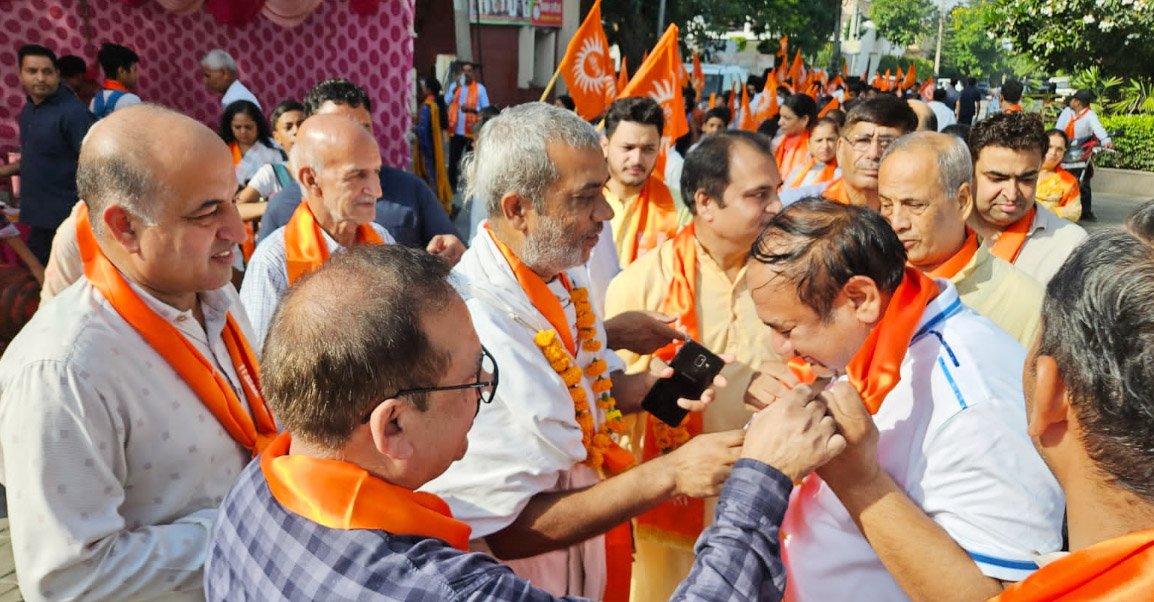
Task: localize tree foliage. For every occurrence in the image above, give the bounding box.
[941,0,1007,78]
[867,0,936,48]
[599,0,838,72]
[988,0,1154,79]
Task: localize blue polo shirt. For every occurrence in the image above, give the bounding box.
[18,86,94,229]
[256,166,460,247]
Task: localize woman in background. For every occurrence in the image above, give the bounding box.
[414,77,453,215]
[1036,128,1082,222]
[220,100,282,188]
[772,93,818,181]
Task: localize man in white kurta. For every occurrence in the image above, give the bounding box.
[0,106,273,601]
[748,199,1064,602]
[421,103,741,601]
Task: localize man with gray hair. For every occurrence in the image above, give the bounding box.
[0,104,273,600]
[877,131,1044,346]
[422,102,744,599]
[200,49,261,110]
[240,113,396,348]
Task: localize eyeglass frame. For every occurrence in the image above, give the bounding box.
[842,132,898,154]
[360,345,499,424]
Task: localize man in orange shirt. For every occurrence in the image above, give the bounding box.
[600,97,684,267]
[991,205,1154,601]
[821,95,916,210]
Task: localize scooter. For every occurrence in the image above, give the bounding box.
[1061,132,1118,220]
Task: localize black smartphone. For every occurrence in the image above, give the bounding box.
[641,340,725,427]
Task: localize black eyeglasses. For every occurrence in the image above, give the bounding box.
[361,346,499,424]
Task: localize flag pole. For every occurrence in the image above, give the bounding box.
[538,67,563,102]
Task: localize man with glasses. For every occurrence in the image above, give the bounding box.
[206,244,850,601]
[821,95,917,210]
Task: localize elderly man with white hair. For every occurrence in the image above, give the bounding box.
[240,113,396,348]
[200,49,261,110]
[422,102,744,600]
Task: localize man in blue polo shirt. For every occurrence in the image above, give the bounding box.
[0,45,94,265]
[256,79,465,266]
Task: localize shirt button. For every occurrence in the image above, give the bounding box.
[175,315,188,322]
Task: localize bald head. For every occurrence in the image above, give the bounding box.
[881,131,973,202]
[290,113,383,227]
[907,99,937,132]
[78,104,232,238]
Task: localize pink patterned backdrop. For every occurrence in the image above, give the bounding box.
[0,0,414,167]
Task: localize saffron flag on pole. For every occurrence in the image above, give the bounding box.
[904,64,917,91]
[557,0,614,120]
[754,74,779,125]
[920,78,935,102]
[619,23,689,179]
[788,50,804,85]
[691,52,705,94]
[776,35,789,59]
[895,67,905,92]
[737,84,755,131]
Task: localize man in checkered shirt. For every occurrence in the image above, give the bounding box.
[205,244,846,601]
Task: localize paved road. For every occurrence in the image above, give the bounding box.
[1081,192,1152,232]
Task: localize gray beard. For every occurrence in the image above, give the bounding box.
[520,213,586,276]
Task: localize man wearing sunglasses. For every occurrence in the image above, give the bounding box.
[821,95,918,210]
[206,244,848,601]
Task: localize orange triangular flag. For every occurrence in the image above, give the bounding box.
[616,55,629,99]
[920,78,935,102]
[788,50,803,84]
[895,67,905,92]
[557,0,614,120]
[884,69,892,91]
[777,35,789,59]
[818,96,840,118]
[691,52,704,94]
[738,84,755,131]
[755,76,779,125]
[904,64,917,91]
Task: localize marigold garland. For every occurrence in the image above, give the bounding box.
[532,289,626,471]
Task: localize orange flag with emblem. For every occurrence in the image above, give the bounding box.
[737,84,755,131]
[920,77,935,102]
[558,0,614,120]
[755,75,779,124]
[691,52,704,94]
[619,24,688,181]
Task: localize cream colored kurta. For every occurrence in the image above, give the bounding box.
[1002,203,1087,285]
[949,242,1043,348]
[604,234,777,602]
[603,183,692,269]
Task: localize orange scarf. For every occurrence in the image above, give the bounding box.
[789,157,839,189]
[1005,104,1023,113]
[228,141,243,166]
[989,528,1154,602]
[928,227,979,279]
[1055,168,1080,208]
[848,267,939,413]
[637,225,705,546]
[616,176,680,266]
[75,204,277,455]
[260,433,471,550]
[822,177,851,205]
[283,201,385,286]
[775,131,811,184]
[1064,108,1090,140]
[447,81,480,138]
[485,224,633,601]
[104,79,130,93]
[989,205,1036,264]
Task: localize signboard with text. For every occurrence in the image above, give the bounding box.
[470,0,563,28]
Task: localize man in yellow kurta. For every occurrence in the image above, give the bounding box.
[878,131,1042,346]
[604,130,782,602]
[601,97,690,268]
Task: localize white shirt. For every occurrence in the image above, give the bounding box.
[928,100,957,131]
[0,278,257,602]
[234,142,283,187]
[584,227,622,319]
[244,162,291,199]
[1011,203,1088,285]
[421,229,626,598]
[782,281,1065,601]
[220,79,261,111]
[88,89,141,115]
[239,221,395,349]
[1055,106,1111,144]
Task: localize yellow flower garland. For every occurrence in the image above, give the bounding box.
[533,288,626,471]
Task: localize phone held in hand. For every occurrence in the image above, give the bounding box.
[641,340,725,427]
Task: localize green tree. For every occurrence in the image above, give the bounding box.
[599,0,838,72]
[941,0,1007,78]
[868,0,936,48]
[988,0,1154,79]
